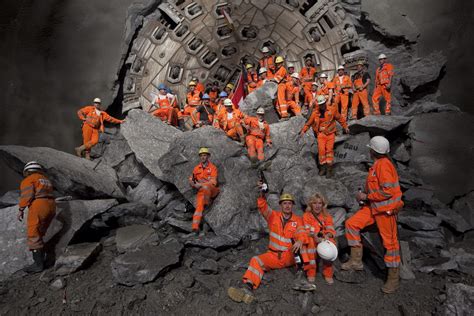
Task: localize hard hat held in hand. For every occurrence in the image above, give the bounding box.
[317,240,338,261]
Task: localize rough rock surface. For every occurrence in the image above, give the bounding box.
[0,190,19,208]
[54,242,102,276]
[404,102,460,116]
[348,115,412,135]
[452,191,474,231]
[398,51,447,93]
[115,154,149,187]
[444,283,474,315]
[0,146,124,199]
[334,133,371,164]
[126,173,164,206]
[240,82,279,123]
[115,225,158,253]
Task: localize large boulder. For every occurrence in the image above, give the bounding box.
[240,81,279,122]
[404,101,460,116]
[334,133,371,164]
[115,225,158,253]
[126,173,164,206]
[452,191,474,231]
[0,190,19,208]
[115,154,149,187]
[54,242,102,276]
[444,283,474,315]
[348,115,412,135]
[0,146,125,199]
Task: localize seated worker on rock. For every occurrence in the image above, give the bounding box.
[207,81,220,105]
[191,94,215,128]
[180,81,203,130]
[75,98,123,160]
[242,107,272,167]
[188,147,219,235]
[212,91,229,115]
[245,63,259,94]
[256,67,268,89]
[227,185,312,304]
[151,83,178,126]
[215,99,245,145]
[224,83,235,100]
[280,72,302,119]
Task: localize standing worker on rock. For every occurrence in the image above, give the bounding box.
[372,54,394,115]
[299,95,349,178]
[300,57,317,100]
[351,61,372,119]
[333,65,352,120]
[259,46,275,79]
[272,56,289,120]
[242,107,272,167]
[75,98,123,160]
[342,136,404,294]
[17,162,56,273]
[228,185,309,304]
[188,147,220,235]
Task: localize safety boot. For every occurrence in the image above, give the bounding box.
[75,145,86,157]
[228,285,255,304]
[341,247,364,271]
[318,164,327,176]
[326,164,334,178]
[23,249,45,274]
[381,267,400,294]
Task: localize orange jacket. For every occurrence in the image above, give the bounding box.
[216,108,245,131]
[259,56,275,77]
[285,81,300,103]
[257,196,308,251]
[304,91,318,108]
[244,116,271,143]
[366,157,403,214]
[77,106,122,132]
[352,71,370,91]
[19,172,54,209]
[299,66,317,83]
[189,161,218,187]
[247,72,259,93]
[316,81,335,97]
[301,104,347,135]
[196,82,205,93]
[332,75,352,95]
[273,66,287,84]
[303,211,336,239]
[257,79,267,89]
[375,63,394,86]
[153,93,177,109]
[186,91,202,107]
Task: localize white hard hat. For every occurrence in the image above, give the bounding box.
[311,82,318,86]
[367,136,390,154]
[378,53,387,59]
[317,95,326,104]
[291,73,300,79]
[256,107,265,114]
[223,99,233,107]
[93,98,101,103]
[317,240,338,261]
[287,63,295,68]
[338,65,345,70]
[259,67,267,75]
[261,47,270,53]
[319,73,328,78]
[23,161,43,173]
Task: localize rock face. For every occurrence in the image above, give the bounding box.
[348,116,412,135]
[126,173,164,206]
[240,82,279,123]
[334,133,371,164]
[111,239,183,286]
[0,146,125,199]
[444,283,474,315]
[54,242,102,276]
[0,190,19,208]
[115,225,158,253]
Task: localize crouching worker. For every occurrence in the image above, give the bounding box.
[342,136,403,294]
[227,184,310,304]
[303,192,337,285]
[18,162,56,273]
[188,147,219,235]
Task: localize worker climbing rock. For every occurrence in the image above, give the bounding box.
[372,54,394,115]
[228,188,310,304]
[272,56,289,119]
[75,98,123,160]
[299,57,317,99]
[351,61,372,119]
[216,99,245,145]
[152,83,178,126]
[259,46,275,79]
[333,65,352,120]
[242,107,272,166]
[342,136,404,294]
[188,147,220,234]
[300,95,349,178]
[302,192,337,285]
[191,94,215,128]
[18,161,56,273]
[245,63,259,94]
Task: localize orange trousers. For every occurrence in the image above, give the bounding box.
[335,93,350,120]
[317,132,335,165]
[303,239,335,278]
[372,86,390,114]
[192,184,219,231]
[154,108,178,126]
[243,250,295,289]
[345,206,400,268]
[225,124,244,141]
[27,199,56,250]
[351,89,371,118]
[276,83,289,118]
[82,124,100,151]
[245,135,264,161]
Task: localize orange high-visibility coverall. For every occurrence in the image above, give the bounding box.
[274,66,289,118]
[372,63,394,114]
[302,211,336,278]
[304,91,318,112]
[345,157,403,268]
[196,82,205,94]
[77,106,123,152]
[243,196,308,289]
[333,74,352,119]
[152,93,178,125]
[247,72,259,94]
[278,81,302,118]
[351,71,372,117]
[317,81,335,106]
[189,161,220,231]
[243,116,272,161]
[182,91,202,117]
[259,56,275,79]
[299,66,317,98]
[216,108,245,140]
[19,173,56,250]
[301,104,348,165]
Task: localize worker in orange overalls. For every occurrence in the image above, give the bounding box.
[272,56,288,120]
[192,77,206,94]
[351,61,372,119]
[280,72,302,118]
[228,190,311,304]
[285,62,296,81]
[245,63,259,94]
[224,83,235,101]
[372,54,394,115]
[191,94,215,128]
[75,98,123,160]
[303,82,319,116]
[242,107,272,166]
[302,192,337,285]
[333,65,352,120]
[180,81,203,130]
[17,161,56,273]
[207,81,220,108]
[188,147,219,234]
[259,46,275,79]
[256,67,268,89]
[299,95,349,178]
[212,91,228,114]
[299,57,317,99]
[215,99,245,145]
[316,73,335,106]
[151,83,178,126]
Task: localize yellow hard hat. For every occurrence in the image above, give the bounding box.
[226,83,234,90]
[189,81,197,86]
[246,63,254,70]
[275,56,284,64]
[279,193,295,204]
[198,147,210,155]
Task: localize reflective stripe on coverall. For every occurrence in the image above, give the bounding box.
[243,116,271,161]
[372,63,394,114]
